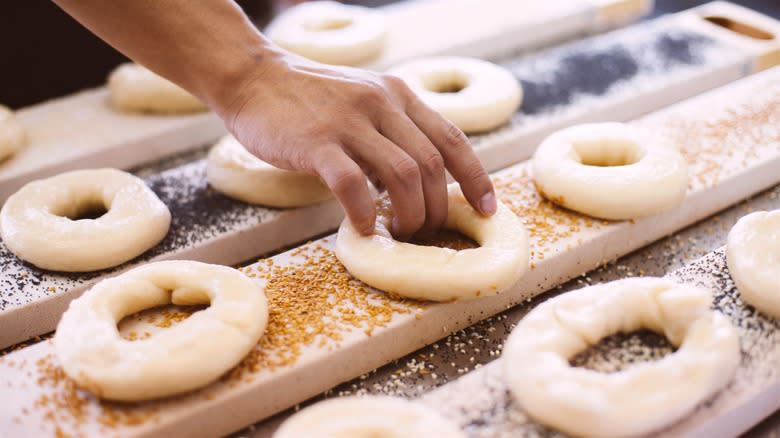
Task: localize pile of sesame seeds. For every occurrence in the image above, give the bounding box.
[230,241,425,379]
[648,83,780,191]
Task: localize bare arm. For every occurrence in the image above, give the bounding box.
[53,0,497,237]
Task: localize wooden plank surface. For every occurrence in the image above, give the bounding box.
[1,1,778,350]
[0,0,650,204]
[1,61,779,438]
[419,248,780,438]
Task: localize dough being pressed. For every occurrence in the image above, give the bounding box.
[54,260,268,401]
[532,122,688,220]
[273,396,467,438]
[335,184,528,301]
[387,56,522,134]
[265,1,387,66]
[727,209,780,319]
[108,63,208,114]
[206,135,332,207]
[502,277,740,438]
[0,168,170,272]
[0,104,26,162]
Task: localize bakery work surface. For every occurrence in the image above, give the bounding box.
[2,1,780,437]
[2,55,780,438]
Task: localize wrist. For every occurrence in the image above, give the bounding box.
[203,36,287,125]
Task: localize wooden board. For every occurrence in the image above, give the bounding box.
[0,0,650,204]
[472,1,780,172]
[1,60,779,438]
[1,1,779,350]
[419,248,780,438]
[361,0,653,70]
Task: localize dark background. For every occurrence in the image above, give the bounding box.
[1,1,779,109]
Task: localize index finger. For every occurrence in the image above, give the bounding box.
[405,97,497,216]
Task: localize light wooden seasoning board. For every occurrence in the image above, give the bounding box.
[472,0,780,173]
[0,2,766,351]
[0,0,650,205]
[1,61,779,438]
[419,248,780,438]
[0,161,345,349]
[362,0,653,71]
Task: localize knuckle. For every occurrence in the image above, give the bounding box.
[358,83,390,107]
[442,121,469,150]
[419,151,445,177]
[383,74,410,93]
[328,167,363,195]
[392,156,421,183]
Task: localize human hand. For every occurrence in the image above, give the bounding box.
[216,52,497,238]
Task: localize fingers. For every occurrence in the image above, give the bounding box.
[345,131,426,238]
[404,93,497,216]
[377,111,448,234]
[313,147,376,235]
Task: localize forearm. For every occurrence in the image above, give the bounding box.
[52,0,279,112]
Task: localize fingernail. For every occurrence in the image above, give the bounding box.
[480,192,497,215]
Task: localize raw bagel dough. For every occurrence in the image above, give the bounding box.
[265,1,387,66]
[727,209,780,319]
[387,56,522,134]
[502,277,740,438]
[0,168,170,272]
[532,122,688,220]
[108,63,208,114]
[206,135,332,207]
[273,396,467,438]
[335,184,528,301]
[0,104,26,162]
[54,260,268,401]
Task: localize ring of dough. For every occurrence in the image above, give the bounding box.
[274,396,467,438]
[335,184,528,301]
[0,104,26,162]
[206,135,332,207]
[0,168,171,272]
[387,57,522,134]
[502,277,740,438]
[265,1,387,66]
[532,122,688,220]
[54,260,268,401]
[727,209,780,319]
[108,63,208,114]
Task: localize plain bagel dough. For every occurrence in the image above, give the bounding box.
[265,1,387,66]
[274,396,467,438]
[502,277,740,438]
[335,184,528,301]
[387,56,522,134]
[727,209,780,319]
[0,104,26,162]
[532,122,689,220]
[206,135,332,207]
[0,168,170,272]
[108,63,208,114]
[54,260,268,401]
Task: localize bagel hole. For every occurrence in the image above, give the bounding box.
[703,16,774,40]
[422,71,469,94]
[569,329,676,373]
[573,140,643,167]
[406,229,479,251]
[64,200,109,221]
[303,17,354,31]
[118,304,208,341]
